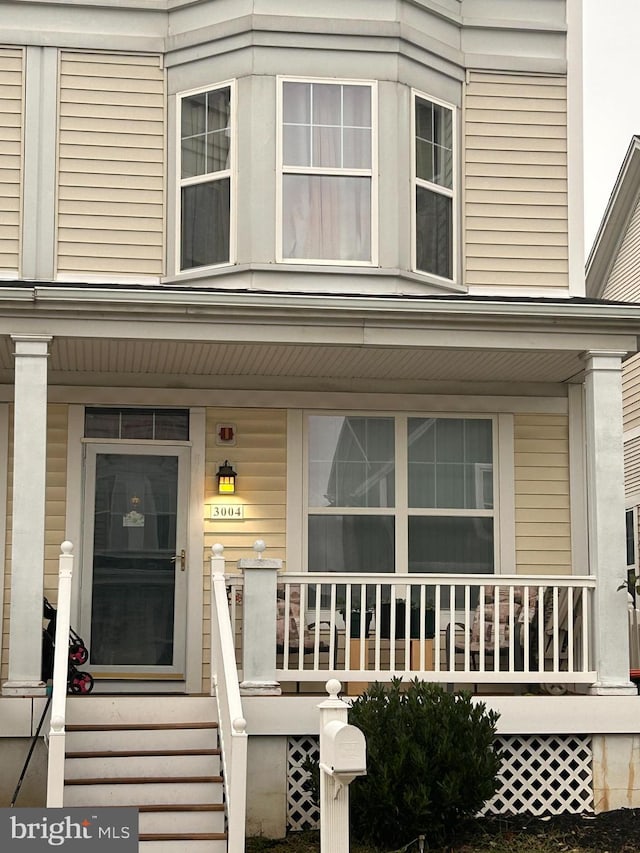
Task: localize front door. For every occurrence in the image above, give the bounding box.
[81,444,189,678]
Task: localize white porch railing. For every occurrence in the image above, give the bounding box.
[46,541,74,807]
[210,545,248,853]
[271,573,596,688]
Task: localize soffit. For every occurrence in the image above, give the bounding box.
[0,336,585,386]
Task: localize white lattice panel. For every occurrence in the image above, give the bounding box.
[286,734,593,830]
[287,736,320,831]
[483,735,593,816]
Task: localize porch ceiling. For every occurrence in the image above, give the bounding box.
[0,336,588,388]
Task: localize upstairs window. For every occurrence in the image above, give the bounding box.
[179,83,233,271]
[413,93,454,280]
[280,79,375,264]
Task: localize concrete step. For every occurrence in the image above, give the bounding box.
[65,751,220,779]
[66,696,217,726]
[64,779,223,807]
[139,840,227,853]
[65,724,218,753]
[138,805,225,835]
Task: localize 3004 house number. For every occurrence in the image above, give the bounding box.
[210,504,244,519]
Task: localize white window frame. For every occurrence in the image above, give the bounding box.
[301,411,499,575]
[411,89,457,283]
[175,80,237,275]
[276,76,378,266]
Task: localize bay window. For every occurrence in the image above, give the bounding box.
[413,92,454,280]
[306,415,494,574]
[179,83,233,271]
[280,79,375,264]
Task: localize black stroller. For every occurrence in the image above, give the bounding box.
[42,598,94,693]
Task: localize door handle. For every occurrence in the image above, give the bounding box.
[171,550,186,571]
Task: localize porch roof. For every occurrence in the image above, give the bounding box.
[0,284,638,392]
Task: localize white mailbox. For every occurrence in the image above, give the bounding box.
[320,720,367,786]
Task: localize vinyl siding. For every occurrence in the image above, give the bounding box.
[1,405,68,682]
[513,413,571,574]
[201,408,287,690]
[0,48,23,274]
[57,52,165,278]
[625,436,640,502]
[623,353,640,434]
[602,193,640,302]
[464,72,568,289]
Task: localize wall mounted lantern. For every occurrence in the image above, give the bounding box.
[217,460,237,494]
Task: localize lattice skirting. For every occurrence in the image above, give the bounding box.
[287,736,320,831]
[287,733,593,830]
[483,734,593,816]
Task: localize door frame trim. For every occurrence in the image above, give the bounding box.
[65,405,205,693]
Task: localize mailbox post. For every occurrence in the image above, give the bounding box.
[318,679,367,852]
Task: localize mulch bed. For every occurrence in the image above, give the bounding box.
[450,809,640,852]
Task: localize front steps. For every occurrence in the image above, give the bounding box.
[63,695,226,852]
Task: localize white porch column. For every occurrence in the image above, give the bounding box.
[238,540,281,695]
[3,336,51,695]
[583,350,636,694]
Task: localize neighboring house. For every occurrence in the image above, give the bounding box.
[586,135,640,596]
[2,0,640,845]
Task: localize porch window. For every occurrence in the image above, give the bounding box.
[179,83,233,271]
[306,415,494,574]
[413,92,454,280]
[280,79,375,264]
[85,408,189,441]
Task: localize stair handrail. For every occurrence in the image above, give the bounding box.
[210,544,247,853]
[46,541,74,807]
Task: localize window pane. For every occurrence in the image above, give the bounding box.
[308,416,394,508]
[416,138,434,183]
[181,178,230,270]
[416,185,452,278]
[343,85,371,127]
[182,135,206,180]
[408,418,493,509]
[313,126,341,168]
[207,87,230,133]
[312,83,341,125]
[283,82,310,123]
[343,128,371,169]
[181,93,206,138]
[85,409,121,438]
[283,124,310,167]
[206,130,230,173]
[415,98,433,142]
[309,515,395,572]
[408,516,494,574]
[181,88,230,179]
[283,174,371,261]
[154,411,190,440]
[121,411,154,439]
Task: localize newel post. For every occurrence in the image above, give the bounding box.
[46,541,74,807]
[238,540,281,695]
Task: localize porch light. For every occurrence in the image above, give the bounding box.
[217,460,237,494]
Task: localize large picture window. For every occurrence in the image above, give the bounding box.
[179,83,233,271]
[280,79,375,264]
[413,92,454,280]
[306,414,494,575]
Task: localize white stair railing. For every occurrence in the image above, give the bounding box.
[46,541,74,807]
[210,544,248,853]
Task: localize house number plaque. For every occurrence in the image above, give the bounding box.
[210,504,244,519]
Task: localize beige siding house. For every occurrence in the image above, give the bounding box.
[0,0,639,845]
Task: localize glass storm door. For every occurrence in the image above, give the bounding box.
[81,445,189,677]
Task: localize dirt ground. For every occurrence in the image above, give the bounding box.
[247,808,640,852]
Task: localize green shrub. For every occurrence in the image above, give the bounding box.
[348,678,501,849]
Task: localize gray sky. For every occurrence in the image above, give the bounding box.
[583,1,640,254]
